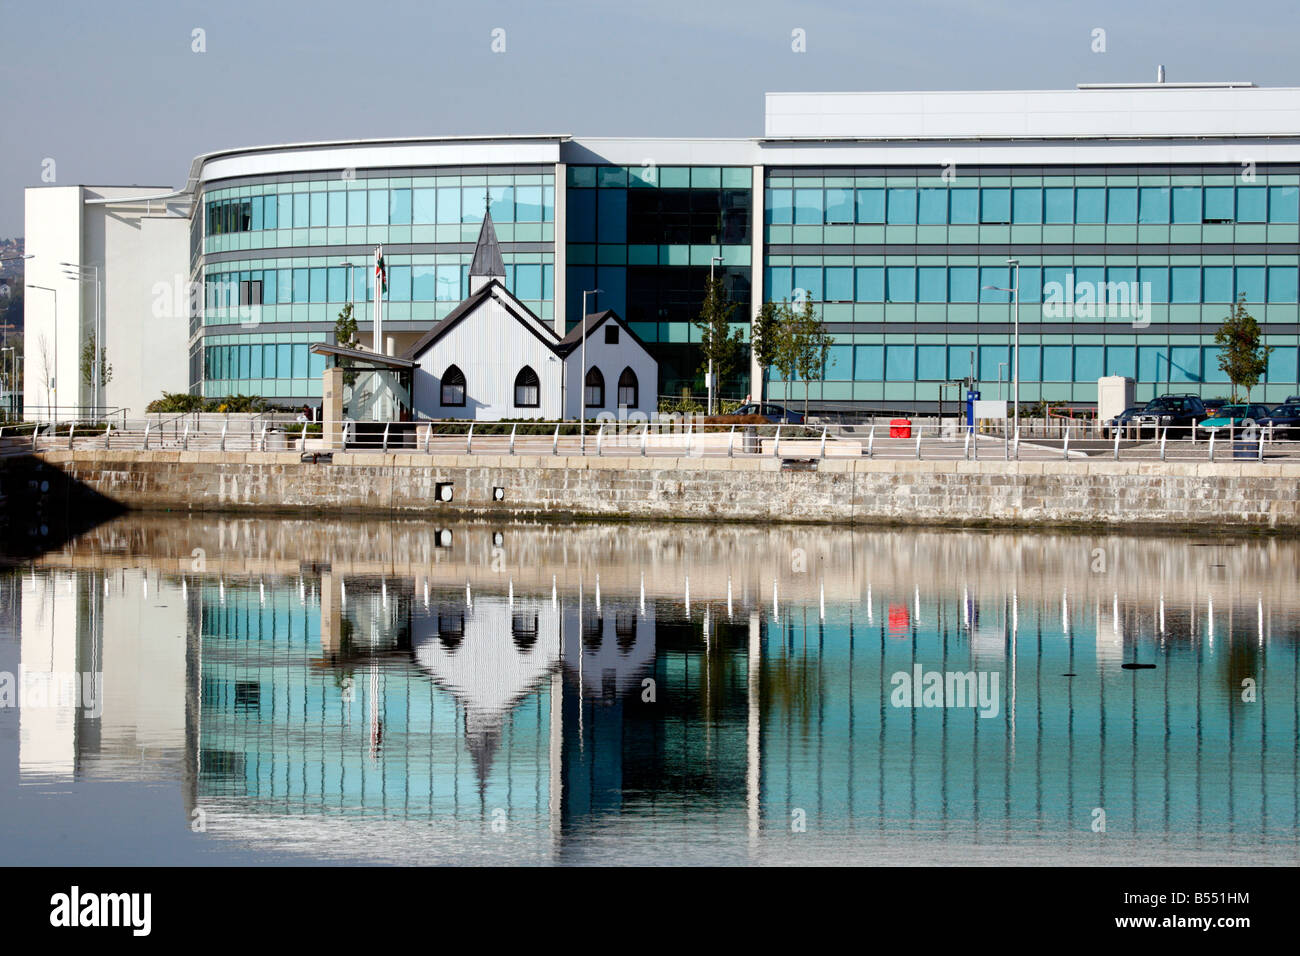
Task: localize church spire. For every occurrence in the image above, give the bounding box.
[468,212,506,292]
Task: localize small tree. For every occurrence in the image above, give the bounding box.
[767,299,800,401]
[1215,295,1272,402]
[334,302,359,348]
[752,300,782,402]
[694,273,745,409]
[80,333,112,388]
[790,297,833,420]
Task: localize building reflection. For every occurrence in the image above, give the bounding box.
[6,520,1300,863]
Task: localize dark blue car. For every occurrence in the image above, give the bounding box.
[1258,403,1300,438]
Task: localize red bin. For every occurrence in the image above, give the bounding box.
[889,418,912,439]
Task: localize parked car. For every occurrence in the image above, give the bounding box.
[731,402,805,424]
[1103,406,1146,438]
[1131,394,1208,438]
[1256,403,1300,438]
[1195,403,1271,436]
[1202,397,1232,415]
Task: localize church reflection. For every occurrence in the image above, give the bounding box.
[7,520,1300,864]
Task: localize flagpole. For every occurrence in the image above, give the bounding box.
[373,245,383,354]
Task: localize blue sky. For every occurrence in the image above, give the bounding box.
[2,0,1298,235]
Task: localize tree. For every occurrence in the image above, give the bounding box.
[751,300,782,402]
[791,297,833,419]
[694,273,745,409]
[80,333,112,389]
[334,302,359,348]
[767,299,800,400]
[1214,295,1272,402]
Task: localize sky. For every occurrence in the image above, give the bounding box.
[2,0,1299,236]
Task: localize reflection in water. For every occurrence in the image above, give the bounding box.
[1,517,1298,865]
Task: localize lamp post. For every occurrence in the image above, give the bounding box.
[28,284,57,420]
[709,254,724,415]
[1,346,14,420]
[580,288,602,452]
[61,262,101,418]
[982,258,1022,437]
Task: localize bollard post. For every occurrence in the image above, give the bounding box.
[552,423,560,456]
[1208,430,1216,461]
[425,423,432,454]
[729,425,735,458]
[182,422,189,450]
[144,422,151,450]
[382,422,390,452]
[68,423,75,450]
[465,422,473,454]
[1160,427,1167,461]
[509,423,517,455]
[597,423,605,456]
[820,426,827,459]
[1113,427,1120,461]
[1063,424,1069,460]
[641,422,648,457]
[773,424,782,457]
[220,421,227,452]
[867,424,875,458]
[915,426,922,460]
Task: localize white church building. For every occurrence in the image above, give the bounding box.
[402,215,658,422]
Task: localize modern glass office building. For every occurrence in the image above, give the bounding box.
[26,81,1300,416]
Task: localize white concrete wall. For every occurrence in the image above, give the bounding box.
[562,321,658,420]
[83,188,190,418]
[23,187,83,418]
[411,294,563,420]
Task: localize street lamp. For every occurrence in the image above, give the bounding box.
[982,257,1022,437]
[28,284,57,419]
[61,262,102,418]
[707,254,728,416]
[579,288,602,450]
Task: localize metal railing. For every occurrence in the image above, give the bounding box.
[11,416,1296,464]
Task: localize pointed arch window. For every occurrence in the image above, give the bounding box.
[441,364,466,406]
[617,367,638,408]
[584,366,605,408]
[513,366,540,408]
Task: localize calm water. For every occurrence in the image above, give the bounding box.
[1,516,1297,866]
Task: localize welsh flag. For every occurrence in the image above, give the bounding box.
[374,246,387,294]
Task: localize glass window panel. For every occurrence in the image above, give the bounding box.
[390,188,412,225]
[1074,266,1104,301]
[542,185,555,222]
[309,192,326,227]
[597,190,626,242]
[1172,186,1202,223]
[1203,186,1234,222]
[885,345,915,381]
[276,344,292,378]
[250,197,263,231]
[825,188,854,224]
[1106,187,1137,223]
[948,266,978,303]
[1138,266,1168,303]
[825,345,853,380]
[980,188,1010,224]
[515,264,542,300]
[1011,187,1042,224]
[949,189,978,224]
[885,266,915,302]
[1105,267,1137,305]
[1170,266,1201,303]
[1269,185,1299,223]
[309,349,325,378]
[1267,266,1298,303]
[368,189,388,225]
[263,195,277,229]
[978,266,1010,303]
[855,188,884,223]
[261,269,276,304]
[917,188,947,225]
[1043,187,1073,224]
[767,189,793,225]
[1268,347,1298,384]
[462,186,487,222]
[1106,346,1136,378]
[1018,266,1042,303]
[1236,186,1267,223]
[1169,345,1201,383]
[917,345,945,380]
[413,188,437,224]
[411,265,436,301]
[567,189,596,242]
[389,264,411,301]
[327,191,346,227]
[436,264,461,301]
[347,189,366,226]
[1075,188,1105,223]
[1202,266,1233,302]
[979,345,1009,383]
[854,267,883,302]
[793,266,823,302]
[276,269,292,304]
[309,267,325,303]
[327,266,346,302]
[917,267,946,303]
[767,266,793,303]
[1236,266,1265,304]
[793,188,824,225]
[887,188,917,224]
[515,186,542,223]
[1138,186,1170,224]
[824,267,853,302]
[489,184,513,222]
[1042,345,1072,382]
[1075,346,1104,381]
[436,186,460,224]
[292,268,309,303]
[293,194,309,228]
[855,345,883,381]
